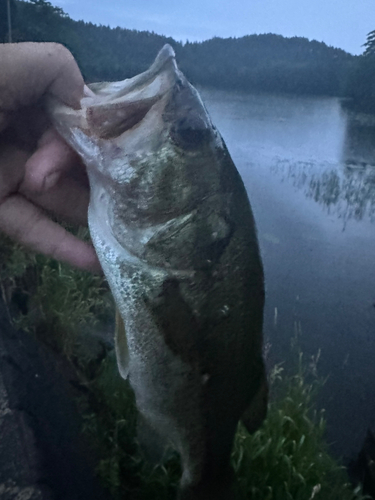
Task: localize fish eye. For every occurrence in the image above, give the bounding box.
[170,116,210,149]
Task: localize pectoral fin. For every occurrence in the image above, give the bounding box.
[115,308,130,380]
[145,278,202,367]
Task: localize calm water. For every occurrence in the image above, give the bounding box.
[202,89,375,459]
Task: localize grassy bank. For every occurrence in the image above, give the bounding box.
[86,349,366,500]
[0,234,368,500]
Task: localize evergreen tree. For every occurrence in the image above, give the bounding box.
[363,29,375,57]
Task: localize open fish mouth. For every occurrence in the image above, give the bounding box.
[60,44,212,148]
[81,44,179,139]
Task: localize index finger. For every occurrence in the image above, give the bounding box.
[0,42,84,114]
[0,193,101,273]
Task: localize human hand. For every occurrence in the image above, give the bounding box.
[0,42,101,272]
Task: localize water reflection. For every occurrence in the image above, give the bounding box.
[202,89,375,226]
[344,115,375,166]
[268,108,375,226]
[271,158,375,225]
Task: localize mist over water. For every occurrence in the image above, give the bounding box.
[202,88,375,459]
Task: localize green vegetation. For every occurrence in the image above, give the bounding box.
[179,36,352,97]
[231,357,365,500]
[87,349,367,500]
[0,231,113,356]
[0,234,368,499]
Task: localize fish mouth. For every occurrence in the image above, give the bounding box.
[49,44,212,152]
[81,44,180,139]
[86,44,177,100]
[81,44,212,146]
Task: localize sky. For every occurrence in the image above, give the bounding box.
[52,0,374,55]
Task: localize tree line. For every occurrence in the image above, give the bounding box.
[345,30,375,113]
[1,0,374,113]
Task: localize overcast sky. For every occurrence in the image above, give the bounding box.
[53,0,374,55]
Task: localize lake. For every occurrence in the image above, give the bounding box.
[201,89,375,460]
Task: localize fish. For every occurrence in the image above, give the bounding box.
[47,44,268,500]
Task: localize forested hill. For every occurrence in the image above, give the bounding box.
[180,36,353,96]
[2,0,355,97]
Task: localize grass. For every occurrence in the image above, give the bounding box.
[231,355,366,500]
[83,350,367,500]
[0,234,369,500]
[0,232,113,356]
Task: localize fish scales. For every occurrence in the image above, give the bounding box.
[48,44,268,499]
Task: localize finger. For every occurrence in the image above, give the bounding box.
[0,43,84,111]
[22,175,90,227]
[23,128,81,192]
[0,194,101,273]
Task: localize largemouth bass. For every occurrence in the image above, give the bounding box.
[48,44,267,499]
